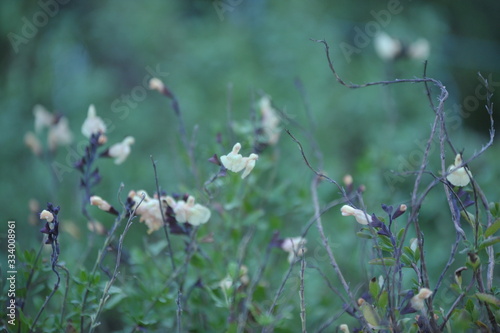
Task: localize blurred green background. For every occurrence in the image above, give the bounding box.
[1,0,500,330]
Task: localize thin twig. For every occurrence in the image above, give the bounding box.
[151,155,176,271]
[89,211,136,333]
[299,254,307,333]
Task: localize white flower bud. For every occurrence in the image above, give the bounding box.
[149,77,165,93]
[40,210,54,223]
[81,104,106,138]
[340,205,372,225]
[90,195,111,212]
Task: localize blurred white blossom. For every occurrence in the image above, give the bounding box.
[24,132,42,156]
[374,32,402,60]
[408,38,430,60]
[149,77,165,93]
[281,237,307,263]
[33,104,55,133]
[108,136,135,164]
[48,117,73,150]
[258,95,281,145]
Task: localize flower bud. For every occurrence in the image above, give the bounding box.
[40,210,54,223]
[340,205,372,225]
[81,104,106,138]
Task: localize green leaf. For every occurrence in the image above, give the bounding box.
[414,246,421,262]
[478,236,500,250]
[465,298,475,314]
[485,219,500,237]
[397,228,405,243]
[475,293,500,306]
[369,258,395,266]
[378,291,388,309]
[489,202,500,218]
[369,277,380,301]
[360,301,381,327]
[403,246,415,260]
[356,231,373,239]
[401,254,413,267]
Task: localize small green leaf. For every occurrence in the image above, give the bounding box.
[401,254,413,267]
[414,246,421,262]
[397,228,405,243]
[378,235,394,248]
[489,202,500,218]
[369,277,380,301]
[378,291,388,309]
[360,301,381,327]
[369,258,395,266]
[465,298,475,314]
[478,236,500,250]
[403,247,415,260]
[485,219,500,237]
[356,231,373,239]
[475,293,500,306]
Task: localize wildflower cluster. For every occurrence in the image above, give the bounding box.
[127,190,211,234]
[24,105,73,156]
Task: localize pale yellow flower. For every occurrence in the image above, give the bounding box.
[24,132,42,156]
[410,288,433,311]
[108,136,135,164]
[87,220,106,235]
[33,104,55,133]
[48,117,73,150]
[90,196,112,212]
[447,154,472,187]
[40,210,54,223]
[81,104,106,138]
[149,77,165,93]
[340,205,372,225]
[258,95,281,145]
[220,143,259,179]
[339,324,350,333]
[166,195,211,226]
